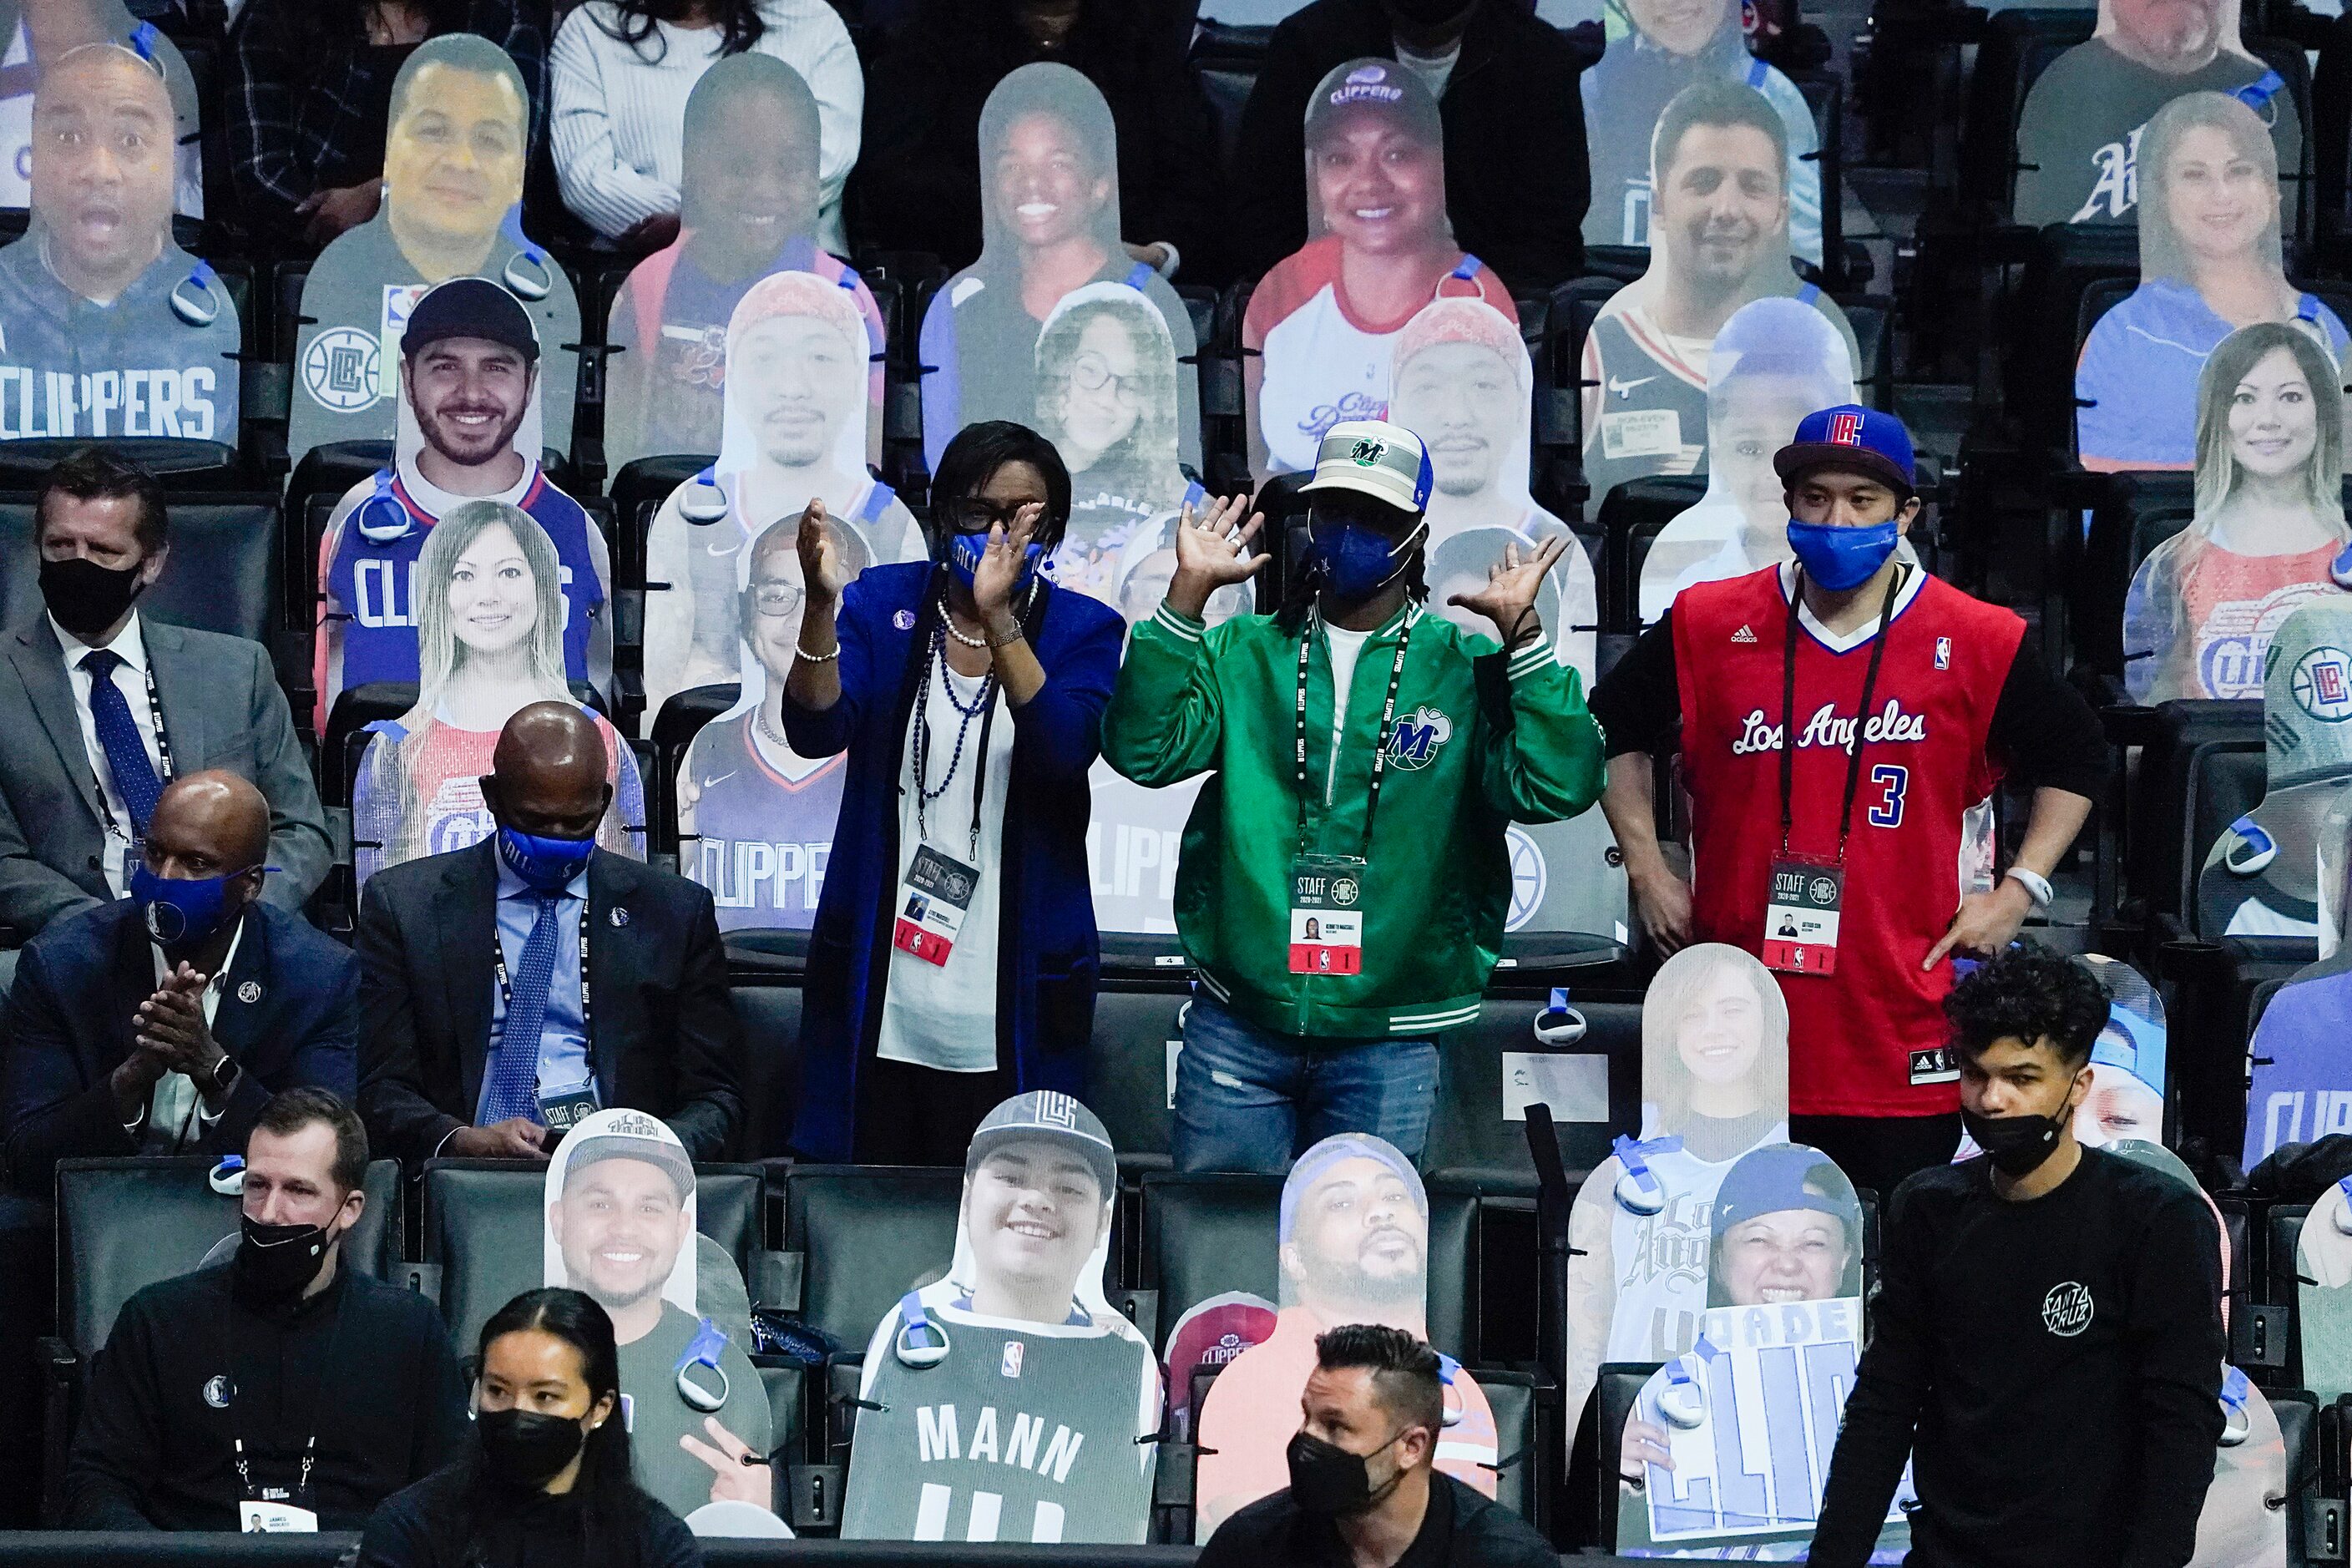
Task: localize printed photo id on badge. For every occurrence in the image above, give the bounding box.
[1289,855,1367,976]
[1763,859,1843,974]
[893,843,979,968]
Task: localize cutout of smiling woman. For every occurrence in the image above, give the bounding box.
[918,63,1199,476]
[291,34,583,469]
[0,42,237,443]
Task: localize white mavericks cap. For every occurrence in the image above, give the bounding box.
[1299,418,1434,514]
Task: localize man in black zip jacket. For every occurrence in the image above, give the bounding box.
[65,1089,467,1530]
[1809,948,2226,1568]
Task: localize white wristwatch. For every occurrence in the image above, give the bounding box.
[2004,867,2054,909]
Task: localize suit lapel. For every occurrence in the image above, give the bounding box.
[143,621,205,776]
[12,622,104,824]
[437,842,500,1113]
[108,906,153,1072]
[209,908,266,1068]
[584,852,627,1101]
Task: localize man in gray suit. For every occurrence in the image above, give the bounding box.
[0,449,329,967]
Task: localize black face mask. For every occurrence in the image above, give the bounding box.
[1287,1429,1407,1517]
[478,1408,588,1490]
[1961,1105,2068,1177]
[234,1213,335,1301]
[39,554,148,638]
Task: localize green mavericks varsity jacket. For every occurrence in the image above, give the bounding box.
[1101,597,1605,1039]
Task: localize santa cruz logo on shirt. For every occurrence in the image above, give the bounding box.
[2041,1281,2094,1338]
[1729,699,1929,756]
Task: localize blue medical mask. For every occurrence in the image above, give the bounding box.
[496,825,596,891]
[946,529,1044,594]
[130,862,251,950]
[1308,515,1427,601]
[1786,518,1900,592]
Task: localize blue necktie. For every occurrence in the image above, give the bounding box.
[79,648,163,836]
[483,892,563,1126]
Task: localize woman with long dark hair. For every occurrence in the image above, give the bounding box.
[359,1288,701,1568]
[226,0,548,244]
[549,0,860,250]
[780,420,1125,1163]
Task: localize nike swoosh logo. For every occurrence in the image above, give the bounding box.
[1609,375,1657,398]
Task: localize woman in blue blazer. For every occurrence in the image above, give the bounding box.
[781,422,1126,1161]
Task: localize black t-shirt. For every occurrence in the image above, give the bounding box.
[1199,1472,1556,1568]
[2012,40,2301,226]
[1809,1148,2227,1568]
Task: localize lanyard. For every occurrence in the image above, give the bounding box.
[492,899,593,1066]
[912,620,999,864]
[90,657,175,840]
[1293,609,1414,859]
[229,1282,347,1506]
[1777,564,1904,861]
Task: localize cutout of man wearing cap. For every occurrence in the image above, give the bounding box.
[1194,1133,1498,1538]
[1103,417,1604,1173]
[841,1092,1161,1544]
[1581,80,1859,511]
[1590,405,2109,1201]
[544,1109,773,1522]
[316,276,612,734]
[291,34,582,468]
[0,41,237,443]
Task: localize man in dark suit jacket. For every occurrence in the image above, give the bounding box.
[357,701,743,1167]
[0,449,331,948]
[1229,0,1591,294]
[2,771,357,1193]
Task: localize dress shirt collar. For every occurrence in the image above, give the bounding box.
[494,847,591,903]
[149,910,248,997]
[53,608,149,673]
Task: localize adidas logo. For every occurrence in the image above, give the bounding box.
[1731,625,1757,643]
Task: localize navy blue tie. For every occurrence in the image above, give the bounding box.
[79,648,163,836]
[483,893,563,1126]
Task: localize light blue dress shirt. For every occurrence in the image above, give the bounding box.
[476,857,594,1122]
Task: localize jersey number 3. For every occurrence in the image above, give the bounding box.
[1868,765,1908,829]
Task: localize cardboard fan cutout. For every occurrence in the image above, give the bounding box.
[0,40,231,443]
[0,0,202,217]
[2079,96,2349,476]
[918,63,1199,475]
[289,34,582,469]
[1562,944,1793,1440]
[1244,58,1517,483]
[1612,1143,1910,1558]
[678,509,861,931]
[1581,80,1859,508]
[2294,1181,2352,1404]
[642,268,923,722]
[1636,295,1864,623]
[841,1092,1161,1544]
[2196,599,2352,943]
[542,1109,779,1529]
[2241,884,2352,1165]
[1193,1134,1501,1540]
[1160,1290,1276,1444]
[2014,0,2299,229]
[350,499,646,884]
[316,276,614,735]
[2120,320,2352,701]
[1579,0,1823,266]
[2075,953,2171,1148]
[603,53,885,478]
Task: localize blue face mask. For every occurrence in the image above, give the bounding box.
[1786,518,1901,592]
[1309,517,1427,601]
[496,825,596,891]
[130,862,250,950]
[946,529,1044,594]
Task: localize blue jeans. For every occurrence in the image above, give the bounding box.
[1171,994,1440,1173]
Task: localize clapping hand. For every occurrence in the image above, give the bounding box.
[1447,534,1565,650]
[1166,493,1267,620]
[971,502,1044,636]
[796,498,853,607]
[135,962,224,1085]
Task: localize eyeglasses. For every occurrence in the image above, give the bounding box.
[747,580,805,617]
[1068,351,1143,404]
[940,498,1039,535]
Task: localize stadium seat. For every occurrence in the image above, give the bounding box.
[655,683,739,861]
[728,971,805,1163]
[778,1166,965,1351]
[1087,974,1194,1170]
[1188,22,1272,175]
[1135,1171,1482,1363]
[1596,476,1707,634]
[0,494,281,648]
[2267,1204,2314,1388]
[2069,471,2194,695]
[418,1158,773,1352]
[2128,701,2265,930]
[0,438,240,491]
[1421,994,1635,1196]
[1593,1360,1662,1548]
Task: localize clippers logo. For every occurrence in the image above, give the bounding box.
[1828,412,1864,446]
[1030,1093,1081,1131]
[2041,1281,2094,1338]
[2292,646,2352,722]
[301,326,381,413]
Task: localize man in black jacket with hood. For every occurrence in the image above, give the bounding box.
[1230,0,1590,294]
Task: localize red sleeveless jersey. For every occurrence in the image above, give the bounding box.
[1672,564,2023,1116]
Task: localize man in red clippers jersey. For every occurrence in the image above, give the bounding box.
[1589,406,2110,1196]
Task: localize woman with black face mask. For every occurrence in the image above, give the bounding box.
[358,1288,703,1568]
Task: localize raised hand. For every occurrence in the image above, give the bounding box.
[681,1416,773,1506]
[1166,493,1267,620]
[971,502,1044,635]
[796,498,852,606]
[1447,534,1566,650]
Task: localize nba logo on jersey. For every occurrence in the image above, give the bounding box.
[1828,412,1864,446]
[1000,1342,1024,1379]
[1935,637,1950,670]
